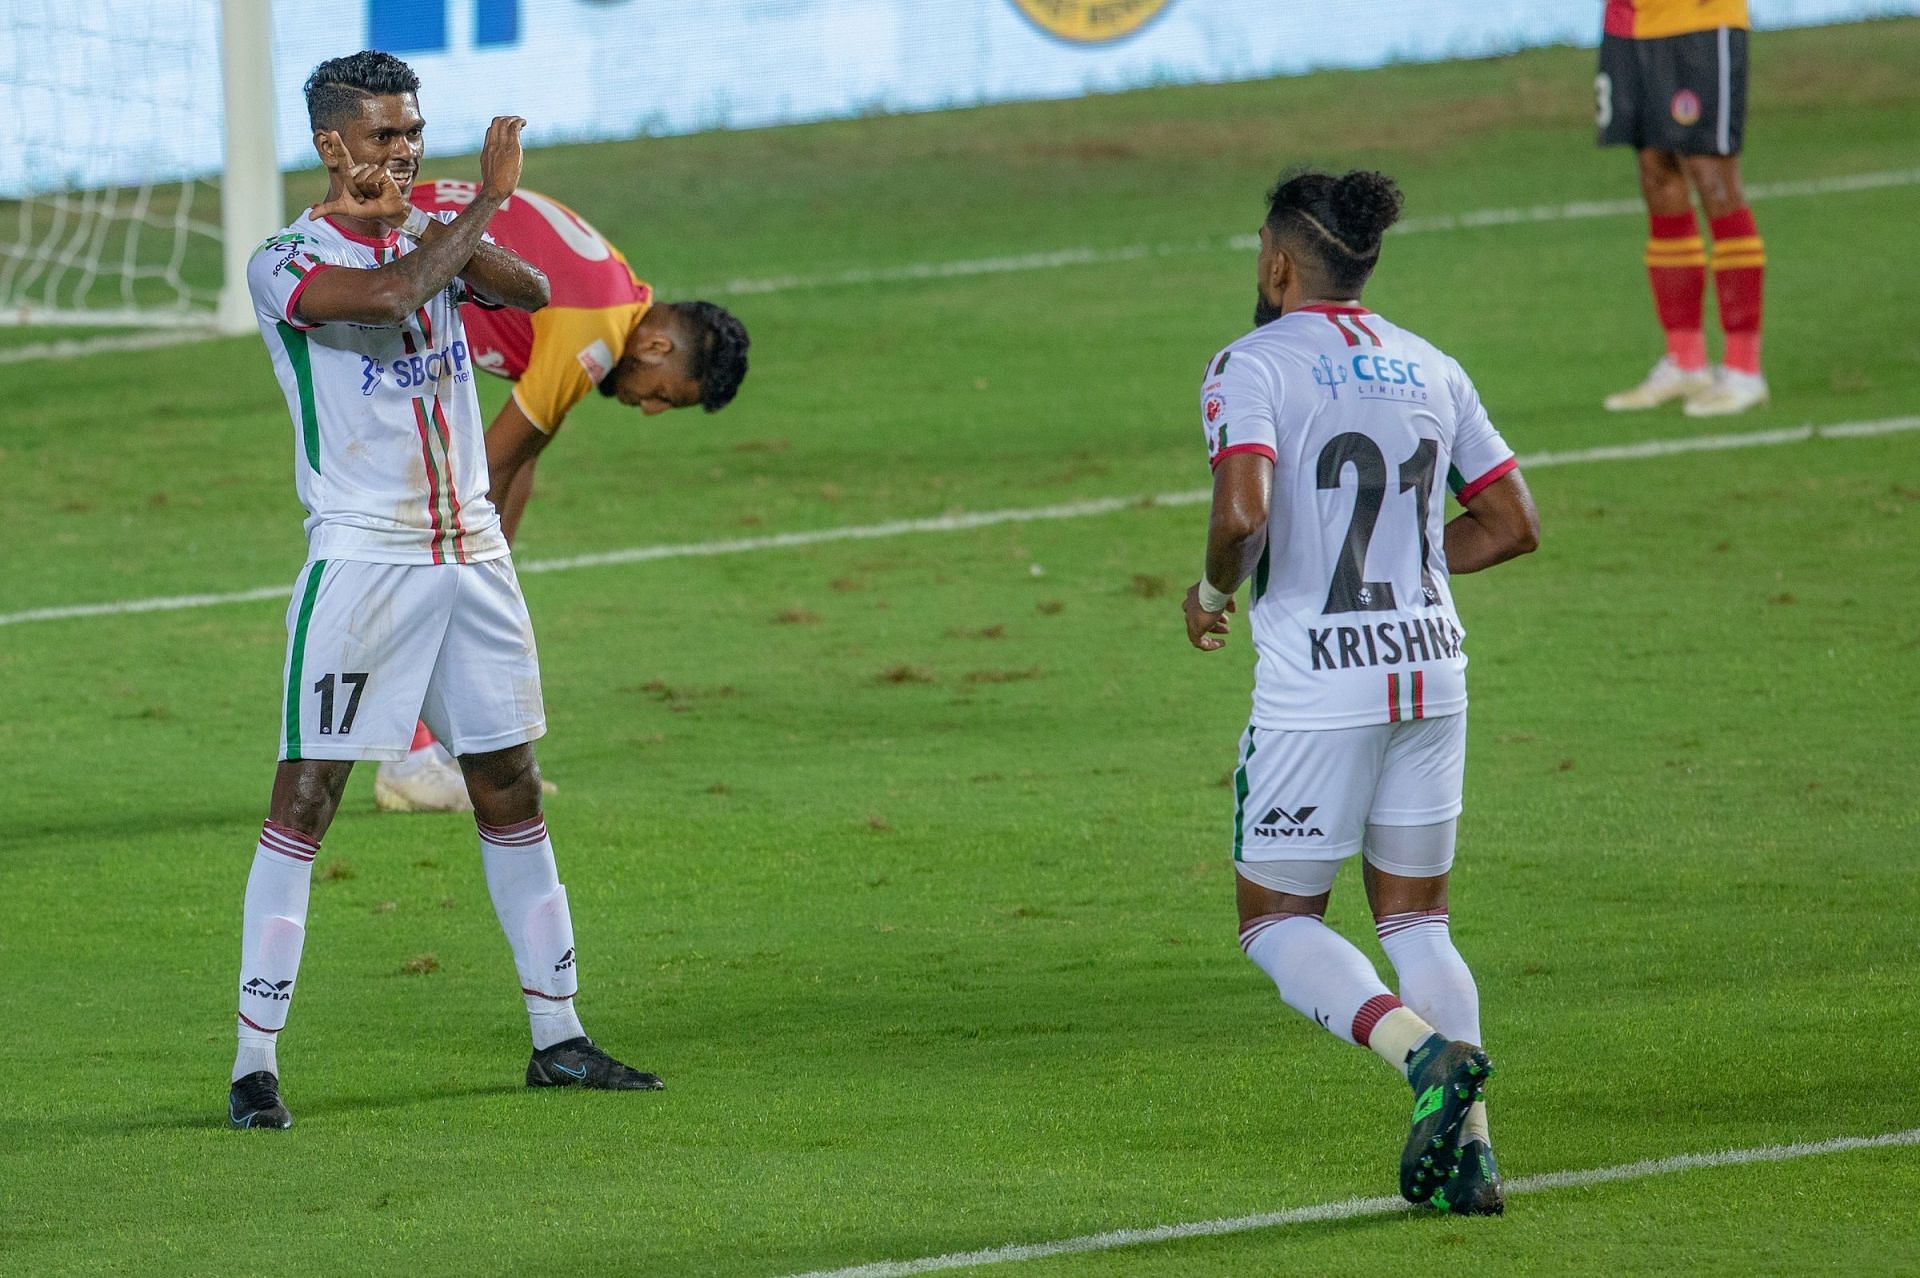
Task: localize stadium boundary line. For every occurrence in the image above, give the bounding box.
[690,167,1920,296]
[771,1125,1920,1278]
[3,415,1915,629]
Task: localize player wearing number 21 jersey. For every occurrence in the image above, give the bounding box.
[1183,169,1539,1214]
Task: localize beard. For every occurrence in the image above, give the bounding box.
[1253,289,1284,328]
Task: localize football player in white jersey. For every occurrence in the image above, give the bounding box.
[228,51,661,1129]
[1183,170,1540,1212]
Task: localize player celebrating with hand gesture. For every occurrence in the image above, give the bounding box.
[1185,170,1539,1212]
[228,51,660,1130]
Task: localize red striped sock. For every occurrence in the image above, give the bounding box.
[1645,212,1708,372]
[1351,993,1404,1047]
[1709,207,1765,375]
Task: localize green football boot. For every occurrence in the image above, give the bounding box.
[1431,1138,1504,1215]
[1398,1035,1491,1204]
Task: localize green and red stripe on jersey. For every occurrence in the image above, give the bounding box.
[1386,670,1427,723]
[280,254,333,330]
[1449,456,1518,505]
[1301,303,1382,347]
[409,396,468,564]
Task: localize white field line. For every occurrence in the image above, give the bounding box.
[3,415,1916,630]
[3,166,1913,366]
[773,1126,1920,1278]
[0,329,215,366]
[690,167,1920,297]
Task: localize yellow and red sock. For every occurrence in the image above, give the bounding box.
[1644,212,1709,371]
[1709,207,1766,375]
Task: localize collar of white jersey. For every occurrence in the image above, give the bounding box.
[323,216,400,250]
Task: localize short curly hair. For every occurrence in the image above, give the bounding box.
[303,50,421,133]
[1265,169,1405,295]
[675,301,751,413]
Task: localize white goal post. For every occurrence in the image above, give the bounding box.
[0,0,283,335]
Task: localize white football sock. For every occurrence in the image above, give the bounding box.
[1376,909,1482,1044]
[478,815,586,1050]
[1379,909,1490,1136]
[233,820,316,1082]
[1239,913,1401,1048]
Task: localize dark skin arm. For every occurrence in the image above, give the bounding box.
[1183,451,1273,650]
[416,218,549,313]
[1443,469,1540,574]
[484,394,553,543]
[295,117,534,329]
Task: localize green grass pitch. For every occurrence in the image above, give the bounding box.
[4,20,1919,1276]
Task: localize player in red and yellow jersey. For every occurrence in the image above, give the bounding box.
[1597,0,1769,416]
[376,179,750,811]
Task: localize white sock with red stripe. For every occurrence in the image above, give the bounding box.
[233,819,317,1082]
[1377,908,1489,1138]
[478,815,586,1050]
[1239,913,1433,1067]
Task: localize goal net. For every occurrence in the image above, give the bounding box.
[0,0,280,333]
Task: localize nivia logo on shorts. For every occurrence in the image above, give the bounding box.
[1253,805,1324,839]
[242,977,294,1001]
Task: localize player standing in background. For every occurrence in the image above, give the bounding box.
[1183,170,1539,1212]
[373,181,750,812]
[230,51,661,1130]
[1597,0,1768,416]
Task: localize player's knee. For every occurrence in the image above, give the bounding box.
[1635,150,1688,208]
[268,760,352,838]
[460,744,543,823]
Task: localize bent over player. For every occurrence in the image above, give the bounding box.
[229,51,660,1129]
[374,181,750,812]
[1183,170,1539,1212]
[1597,0,1768,416]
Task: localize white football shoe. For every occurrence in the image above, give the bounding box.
[374,743,473,813]
[1684,368,1770,417]
[1603,357,1714,411]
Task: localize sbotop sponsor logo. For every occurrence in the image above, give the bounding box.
[391,341,472,391]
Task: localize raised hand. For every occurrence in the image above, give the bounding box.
[308,130,410,226]
[477,116,527,203]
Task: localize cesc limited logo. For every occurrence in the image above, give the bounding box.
[1009,0,1173,44]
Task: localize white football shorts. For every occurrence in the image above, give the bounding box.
[276,557,546,762]
[1230,712,1466,864]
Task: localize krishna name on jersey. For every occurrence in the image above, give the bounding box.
[247,213,508,566]
[1200,305,1516,731]
[411,181,653,433]
[1604,0,1748,39]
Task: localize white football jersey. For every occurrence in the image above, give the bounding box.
[1200,305,1516,730]
[247,213,508,565]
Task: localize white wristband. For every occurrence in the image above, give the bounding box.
[400,206,433,239]
[1197,579,1234,613]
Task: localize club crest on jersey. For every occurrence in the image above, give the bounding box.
[1671,89,1702,126]
[576,339,616,384]
[1313,353,1349,399]
[1204,391,1226,424]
